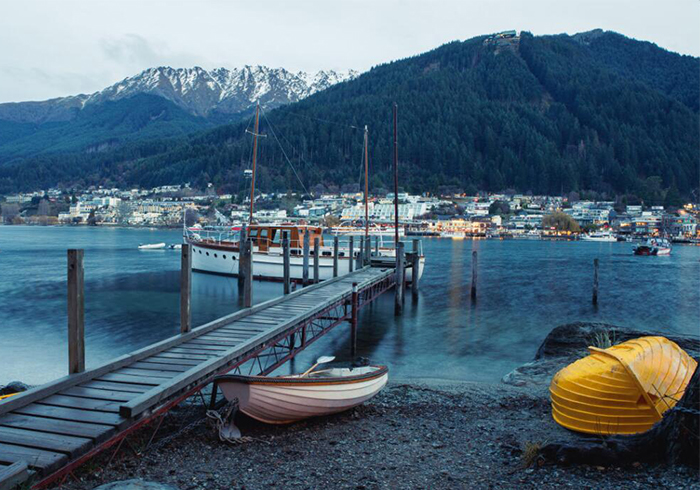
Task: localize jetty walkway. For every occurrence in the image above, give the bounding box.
[0,266,396,488]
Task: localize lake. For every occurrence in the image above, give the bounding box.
[1,226,698,386]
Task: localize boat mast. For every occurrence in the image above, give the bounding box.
[248,103,261,225]
[364,125,369,238]
[393,103,399,246]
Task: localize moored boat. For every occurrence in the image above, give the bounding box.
[138,242,166,250]
[581,231,617,242]
[215,364,389,424]
[633,238,672,256]
[550,336,697,435]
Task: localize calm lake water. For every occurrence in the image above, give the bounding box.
[1,226,698,386]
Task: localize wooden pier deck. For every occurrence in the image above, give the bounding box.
[0,266,396,488]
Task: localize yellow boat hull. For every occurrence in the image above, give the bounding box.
[550,336,697,435]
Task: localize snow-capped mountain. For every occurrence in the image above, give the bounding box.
[0,66,358,124]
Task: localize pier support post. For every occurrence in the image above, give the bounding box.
[471,250,478,300]
[593,258,599,305]
[67,249,85,374]
[302,232,310,286]
[313,237,320,284]
[395,242,404,315]
[357,238,364,270]
[180,244,192,334]
[237,225,246,288]
[349,236,354,273]
[351,282,358,357]
[242,238,253,308]
[375,236,379,256]
[412,239,420,298]
[283,231,290,295]
[365,236,371,266]
[333,236,339,278]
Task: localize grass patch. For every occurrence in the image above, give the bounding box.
[521,440,545,468]
[590,329,616,349]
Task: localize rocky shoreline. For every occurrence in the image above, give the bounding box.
[12,323,697,489]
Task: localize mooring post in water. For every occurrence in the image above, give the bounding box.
[282,231,290,295]
[357,238,364,270]
[365,236,371,266]
[351,282,358,357]
[375,236,379,256]
[333,236,339,278]
[67,249,85,374]
[349,236,354,273]
[395,241,405,315]
[593,258,599,305]
[242,237,253,307]
[180,244,192,334]
[302,232,310,286]
[313,237,320,284]
[471,250,478,300]
[237,224,247,288]
[412,239,420,298]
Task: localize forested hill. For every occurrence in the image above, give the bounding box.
[1,30,698,202]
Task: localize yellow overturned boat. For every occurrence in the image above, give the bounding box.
[550,336,697,435]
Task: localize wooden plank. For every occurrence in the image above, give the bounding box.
[14,405,125,428]
[37,395,121,413]
[0,427,91,458]
[0,442,67,472]
[130,361,191,373]
[197,333,249,342]
[187,339,240,347]
[96,373,164,386]
[80,381,151,394]
[174,344,229,353]
[0,461,29,490]
[61,387,135,402]
[150,352,212,362]
[0,414,113,440]
[180,244,192,333]
[0,270,354,416]
[115,368,177,379]
[138,356,201,367]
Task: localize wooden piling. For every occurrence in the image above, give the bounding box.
[349,236,354,273]
[593,258,599,305]
[357,237,364,270]
[283,231,290,295]
[395,242,404,315]
[237,225,247,288]
[365,236,371,266]
[313,237,320,284]
[67,249,85,374]
[470,250,478,300]
[180,244,192,334]
[242,237,253,307]
[351,282,358,357]
[375,236,379,256]
[333,236,339,278]
[302,232,310,286]
[412,239,420,298]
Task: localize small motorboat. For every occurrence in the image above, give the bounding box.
[138,242,166,250]
[215,359,388,424]
[550,336,697,435]
[633,238,671,256]
[168,244,183,250]
[581,231,617,242]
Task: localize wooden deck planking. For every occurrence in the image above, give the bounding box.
[0,414,113,440]
[0,427,91,458]
[0,442,67,472]
[13,405,126,428]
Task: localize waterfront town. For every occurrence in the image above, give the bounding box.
[1,184,698,242]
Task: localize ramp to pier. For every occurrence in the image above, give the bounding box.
[0,266,395,488]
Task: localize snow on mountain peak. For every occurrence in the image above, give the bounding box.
[84,66,358,117]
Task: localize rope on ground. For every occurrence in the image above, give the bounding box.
[206,399,258,444]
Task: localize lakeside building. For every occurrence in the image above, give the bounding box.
[564,201,615,226]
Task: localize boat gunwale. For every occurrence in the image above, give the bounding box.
[215,365,388,386]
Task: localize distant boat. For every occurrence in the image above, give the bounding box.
[581,231,617,242]
[215,364,388,424]
[168,244,182,250]
[439,230,465,239]
[633,238,671,256]
[138,242,166,250]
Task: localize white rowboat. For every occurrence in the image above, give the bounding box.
[138,242,166,249]
[215,365,388,424]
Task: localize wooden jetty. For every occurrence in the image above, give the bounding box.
[0,264,399,488]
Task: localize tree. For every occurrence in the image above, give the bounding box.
[37,199,50,217]
[488,200,511,216]
[542,212,581,232]
[1,203,19,224]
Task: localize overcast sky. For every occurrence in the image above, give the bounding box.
[1,0,698,103]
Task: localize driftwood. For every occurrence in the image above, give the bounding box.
[542,364,699,468]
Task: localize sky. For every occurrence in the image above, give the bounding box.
[1,0,698,103]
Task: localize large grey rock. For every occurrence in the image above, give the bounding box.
[503,322,700,388]
[92,480,179,490]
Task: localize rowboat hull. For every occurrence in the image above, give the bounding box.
[550,336,696,435]
[216,365,389,424]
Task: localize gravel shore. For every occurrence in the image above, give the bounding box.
[55,377,697,490]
